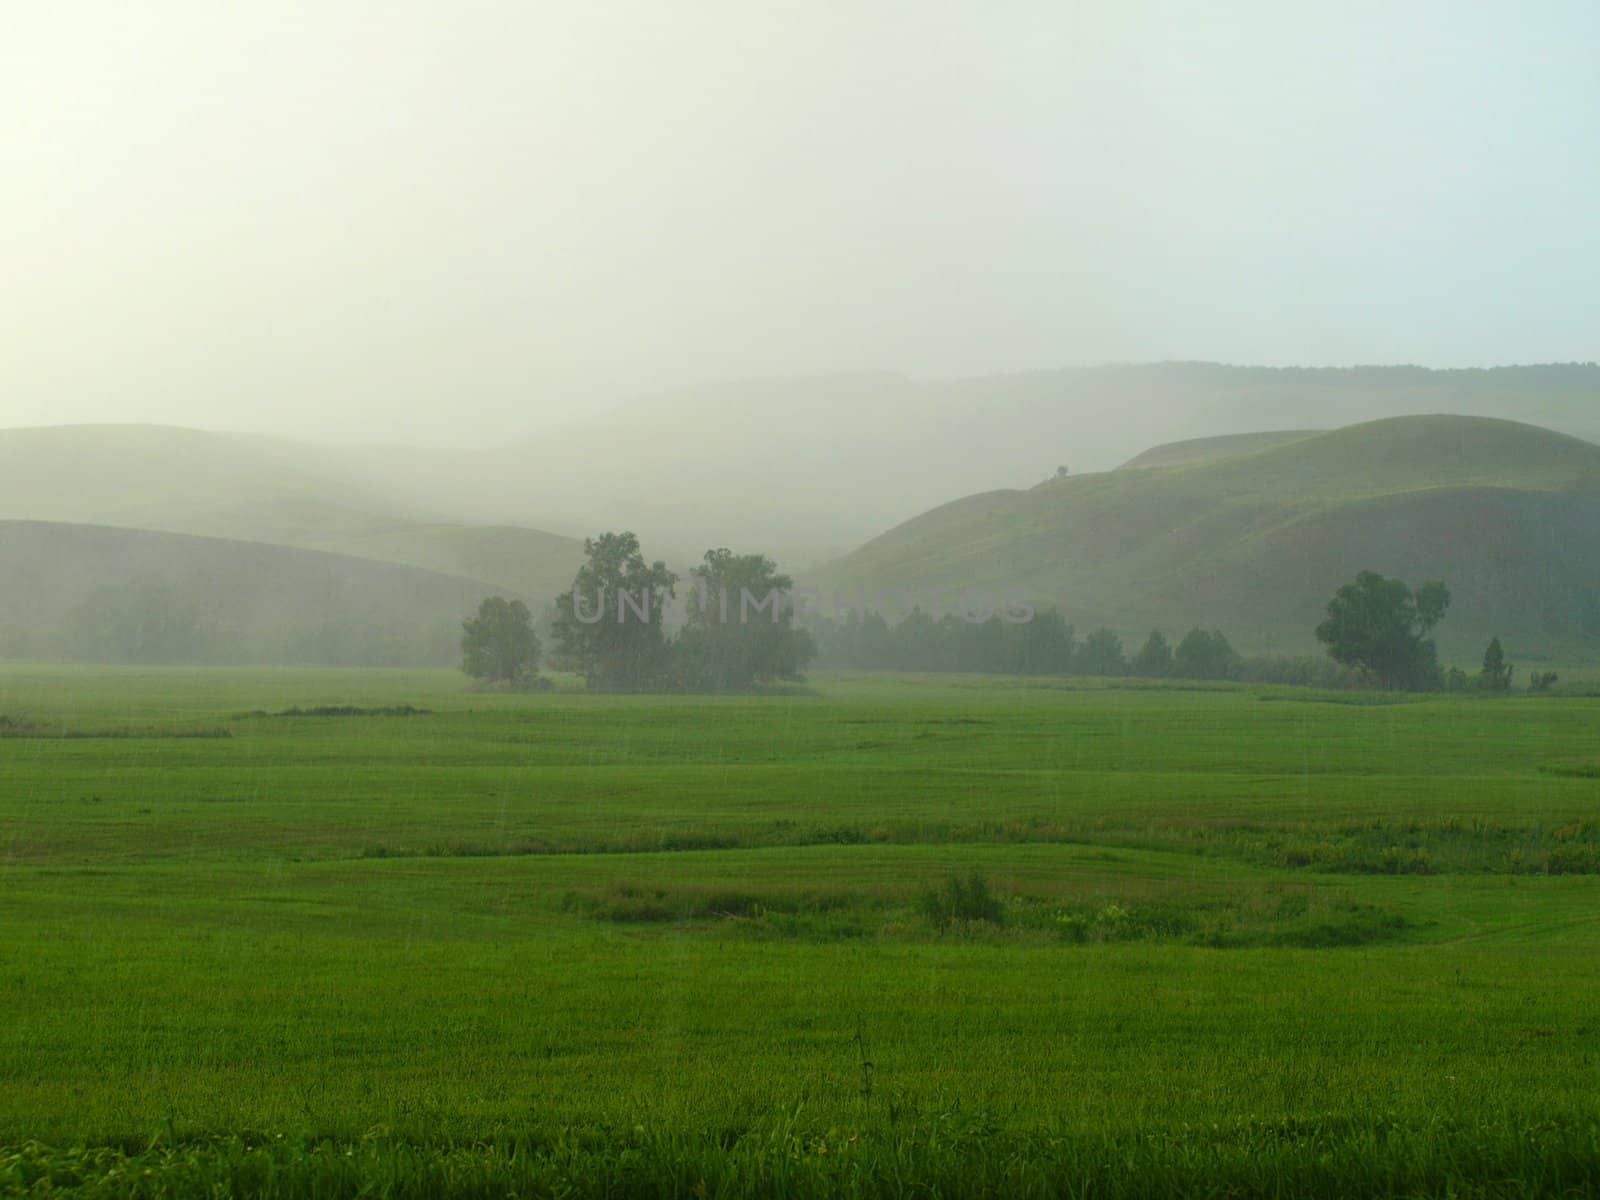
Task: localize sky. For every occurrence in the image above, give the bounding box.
[2,1,1596,445]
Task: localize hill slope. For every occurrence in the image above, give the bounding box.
[0,521,499,659]
[811,416,1600,661]
[0,425,585,597]
[5,364,1598,572]
[1119,430,1320,470]
[482,362,1600,562]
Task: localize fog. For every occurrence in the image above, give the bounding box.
[3,2,1596,446]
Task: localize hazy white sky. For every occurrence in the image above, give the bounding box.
[3,1,1596,444]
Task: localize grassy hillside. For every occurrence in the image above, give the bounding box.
[812,415,1600,662]
[1119,429,1320,469]
[0,521,495,656]
[0,424,585,599]
[474,362,1600,561]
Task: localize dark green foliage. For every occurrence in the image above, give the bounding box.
[460,596,542,689]
[1006,607,1076,673]
[810,607,1069,675]
[1174,628,1239,680]
[1479,636,1515,692]
[552,535,819,693]
[811,613,1336,686]
[918,871,1005,931]
[1075,627,1127,676]
[1131,630,1174,677]
[811,612,1303,685]
[675,549,816,691]
[552,532,677,690]
[1315,571,1450,691]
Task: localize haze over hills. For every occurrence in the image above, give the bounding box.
[0,424,586,598]
[284,362,1600,566]
[4,367,1600,668]
[810,415,1600,664]
[4,364,1597,574]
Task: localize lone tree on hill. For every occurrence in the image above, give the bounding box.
[1315,571,1450,691]
[461,596,542,689]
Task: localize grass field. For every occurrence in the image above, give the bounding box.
[3,665,1600,1196]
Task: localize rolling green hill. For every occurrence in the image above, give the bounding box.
[811,416,1600,662]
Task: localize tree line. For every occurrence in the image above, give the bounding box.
[804,609,1274,682]
[464,546,1560,695]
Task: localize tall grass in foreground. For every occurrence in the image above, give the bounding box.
[6,1117,1599,1199]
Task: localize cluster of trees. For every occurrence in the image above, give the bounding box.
[461,532,817,692]
[1314,571,1556,694]
[807,609,1256,682]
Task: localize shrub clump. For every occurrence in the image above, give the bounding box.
[918,871,1005,932]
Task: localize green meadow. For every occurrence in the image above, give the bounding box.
[3,665,1600,1196]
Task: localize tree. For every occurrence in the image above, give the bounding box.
[675,549,816,690]
[1314,572,1450,691]
[892,608,943,671]
[1075,627,1127,676]
[1005,607,1075,675]
[1173,628,1239,680]
[1479,636,1514,693]
[460,596,541,689]
[1131,630,1173,677]
[552,532,677,690]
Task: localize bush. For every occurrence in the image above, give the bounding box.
[918,871,1005,932]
